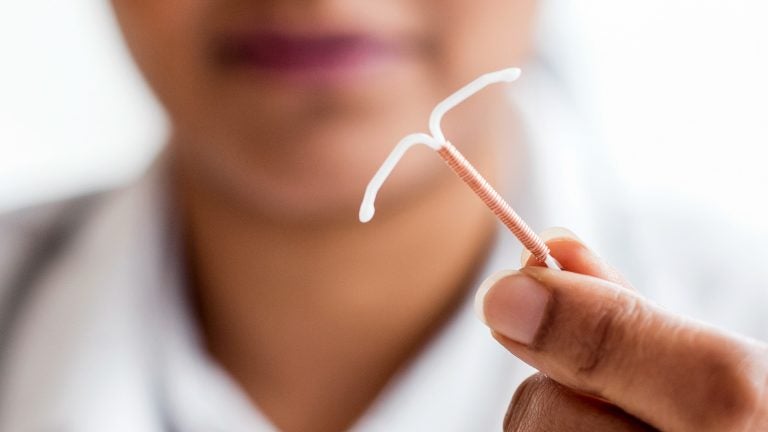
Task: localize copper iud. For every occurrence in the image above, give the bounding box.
[359,67,561,270]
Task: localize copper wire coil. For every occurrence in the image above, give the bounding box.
[437,141,550,264]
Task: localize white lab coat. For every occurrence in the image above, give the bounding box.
[0,68,765,431]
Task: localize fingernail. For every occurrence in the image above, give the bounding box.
[474,271,551,345]
[520,226,582,266]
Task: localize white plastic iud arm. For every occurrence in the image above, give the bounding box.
[359,133,440,223]
[428,68,521,143]
[358,67,561,270]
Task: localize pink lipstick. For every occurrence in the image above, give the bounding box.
[216,32,402,82]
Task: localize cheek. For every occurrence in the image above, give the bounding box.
[417,0,536,145]
[434,0,537,79]
[112,0,212,127]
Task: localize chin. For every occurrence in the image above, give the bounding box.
[179,127,444,225]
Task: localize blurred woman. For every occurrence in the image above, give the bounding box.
[1,1,766,431]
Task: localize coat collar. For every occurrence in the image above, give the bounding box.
[0,168,173,431]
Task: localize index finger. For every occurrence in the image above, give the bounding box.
[521,227,634,289]
[477,238,768,432]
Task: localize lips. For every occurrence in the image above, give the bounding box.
[216,32,401,73]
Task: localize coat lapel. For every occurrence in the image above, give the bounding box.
[0,171,172,432]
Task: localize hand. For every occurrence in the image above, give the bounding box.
[475,228,768,431]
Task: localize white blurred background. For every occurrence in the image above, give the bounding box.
[1,1,767,233]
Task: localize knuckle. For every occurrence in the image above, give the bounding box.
[505,374,561,432]
[691,344,768,431]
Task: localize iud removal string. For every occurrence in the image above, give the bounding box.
[359,68,561,270]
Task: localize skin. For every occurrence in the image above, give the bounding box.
[485,229,768,431]
[109,1,768,431]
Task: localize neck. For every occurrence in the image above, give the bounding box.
[173,128,518,431]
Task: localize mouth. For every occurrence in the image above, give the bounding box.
[214,31,405,84]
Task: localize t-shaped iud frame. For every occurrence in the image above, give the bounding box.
[359,68,561,270]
